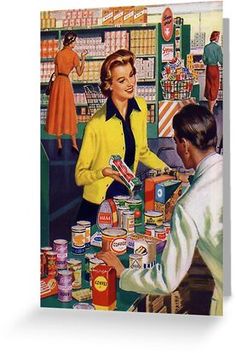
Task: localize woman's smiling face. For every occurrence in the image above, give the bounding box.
[109,63,136,100]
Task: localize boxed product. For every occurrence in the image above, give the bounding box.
[91,265,116,310]
[102,8,114,25]
[155,179,182,221]
[123,6,134,24]
[145,175,174,211]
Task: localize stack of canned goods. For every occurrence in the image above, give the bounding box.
[53,239,68,270]
[71,220,91,255]
[66,259,82,290]
[145,221,171,241]
[57,270,73,302]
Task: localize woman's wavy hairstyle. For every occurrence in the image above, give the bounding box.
[100,49,136,97]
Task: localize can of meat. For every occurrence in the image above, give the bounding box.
[129,254,143,269]
[145,224,156,237]
[77,220,91,248]
[126,198,143,226]
[154,227,167,241]
[163,222,171,236]
[46,251,57,277]
[102,228,127,256]
[97,198,118,230]
[113,195,130,207]
[144,211,163,226]
[71,225,86,254]
[57,270,73,287]
[66,259,82,289]
[122,211,135,234]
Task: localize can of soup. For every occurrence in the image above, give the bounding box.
[145,224,156,237]
[66,259,82,289]
[122,211,135,234]
[155,227,167,241]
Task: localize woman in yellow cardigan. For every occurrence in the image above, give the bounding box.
[75,49,168,224]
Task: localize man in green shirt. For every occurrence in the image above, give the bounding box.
[203,31,223,113]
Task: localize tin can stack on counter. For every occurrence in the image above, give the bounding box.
[57,270,73,302]
[53,239,68,270]
[71,225,86,254]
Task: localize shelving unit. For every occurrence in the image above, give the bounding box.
[41,22,195,139]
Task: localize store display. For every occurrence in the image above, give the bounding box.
[41,3,222,316]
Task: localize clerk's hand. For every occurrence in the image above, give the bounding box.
[102,167,125,185]
[97,251,125,278]
[176,172,191,184]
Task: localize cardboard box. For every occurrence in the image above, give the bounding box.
[113,7,124,25]
[91,265,116,310]
[145,175,174,211]
[134,6,147,24]
[123,6,134,24]
[155,179,182,221]
[102,8,114,25]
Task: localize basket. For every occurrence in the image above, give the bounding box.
[161,79,193,100]
[83,84,106,116]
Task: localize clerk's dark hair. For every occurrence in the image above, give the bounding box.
[173,104,217,150]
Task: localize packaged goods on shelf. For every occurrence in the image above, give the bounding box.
[74,92,87,105]
[147,104,155,123]
[134,6,147,24]
[135,58,155,80]
[40,11,56,29]
[41,40,58,59]
[130,29,155,55]
[40,62,54,82]
[102,8,114,25]
[41,109,47,124]
[71,60,103,82]
[77,107,91,123]
[113,7,124,25]
[123,6,135,24]
[41,93,49,106]
[136,85,156,101]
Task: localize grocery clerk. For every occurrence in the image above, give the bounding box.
[75,49,169,224]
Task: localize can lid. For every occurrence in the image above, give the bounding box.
[58,270,72,276]
[113,195,130,200]
[144,211,163,217]
[46,251,57,256]
[77,220,91,227]
[53,239,68,245]
[145,224,156,229]
[66,259,82,265]
[73,303,95,310]
[163,222,171,227]
[126,199,142,204]
[71,225,86,232]
[123,211,134,215]
[155,227,165,232]
[41,247,52,251]
[102,227,127,237]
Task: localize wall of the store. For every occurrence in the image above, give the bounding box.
[148,11,222,43]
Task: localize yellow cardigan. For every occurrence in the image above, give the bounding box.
[75,96,167,204]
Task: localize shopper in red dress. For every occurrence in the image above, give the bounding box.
[203,31,223,113]
[45,31,88,152]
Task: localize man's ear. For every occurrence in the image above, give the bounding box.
[182,138,190,154]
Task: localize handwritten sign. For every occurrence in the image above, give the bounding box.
[162,44,174,62]
[161,7,174,42]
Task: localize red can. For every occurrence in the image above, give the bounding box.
[163,222,171,236]
[46,251,57,277]
[40,252,46,277]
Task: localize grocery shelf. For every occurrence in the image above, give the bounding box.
[41,58,55,62]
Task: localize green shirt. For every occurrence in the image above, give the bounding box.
[203,41,223,66]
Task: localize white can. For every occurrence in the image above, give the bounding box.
[122,211,135,235]
[77,220,91,248]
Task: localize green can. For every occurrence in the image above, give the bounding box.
[113,195,130,207]
[126,198,143,226]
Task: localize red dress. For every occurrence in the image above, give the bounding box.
[45,47,80,136]
[204,65,219,101]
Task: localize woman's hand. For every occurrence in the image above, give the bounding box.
[81,49,88,59]
[97,251,125,278]
[102,167,126,185]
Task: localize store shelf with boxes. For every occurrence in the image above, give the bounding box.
[40,8,200,140]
